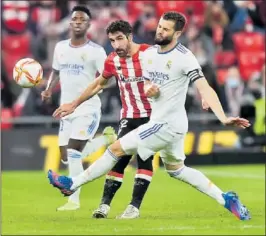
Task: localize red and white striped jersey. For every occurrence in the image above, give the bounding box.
[102,44,152,119]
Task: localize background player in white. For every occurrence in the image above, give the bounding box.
[41,6,115,211]
[48,11,251,220]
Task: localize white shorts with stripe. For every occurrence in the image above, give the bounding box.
[120,121,186,165]
[58,112,100,146]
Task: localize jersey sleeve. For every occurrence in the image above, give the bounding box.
[95,47,107,73]
[182,52,204,83]
[140,51,150,80]
[52,43,60,71]
[102,55,115,79]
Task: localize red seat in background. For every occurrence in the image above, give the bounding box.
[2,32,31,56]
[215,51,237,68]
[126,1,156,22]
[238,51,265,81]
[1,108,13,129]
[233,32,265,52]
[156,1,187,17]
[187,1,206,15]
[216,69,228,85]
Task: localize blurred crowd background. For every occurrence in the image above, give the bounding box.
[1,0,265,147]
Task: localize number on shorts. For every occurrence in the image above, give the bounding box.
[118,119,128,135]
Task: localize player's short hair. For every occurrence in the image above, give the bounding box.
[162,11,186,31]
[72,5,91,19]
[106,20,132,37]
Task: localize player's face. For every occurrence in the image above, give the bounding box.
[108,32,132,57]
[155,18,180,45]
[70,11,90,38]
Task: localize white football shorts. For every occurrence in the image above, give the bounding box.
[120,121,186,165]
[58,112,101,146]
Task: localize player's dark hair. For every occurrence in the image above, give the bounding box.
[72,5,91,19]
[162,11,186,31]
[106,20,132,37]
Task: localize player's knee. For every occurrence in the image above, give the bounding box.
[108,140,125,157]
[165,162,185,178]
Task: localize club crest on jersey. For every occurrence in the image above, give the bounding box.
[116,66,121,70]
[81,54,87,61]
[166,60,172,70]
[148,59,152,64]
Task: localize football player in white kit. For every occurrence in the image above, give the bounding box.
[48,12,251,220]
[41,6,116,211]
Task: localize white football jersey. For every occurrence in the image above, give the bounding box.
[52,39,107,117]
[142,43,204,133]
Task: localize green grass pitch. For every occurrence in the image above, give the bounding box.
[2,164,265,235]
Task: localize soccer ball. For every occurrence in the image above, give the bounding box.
[13,58,43,88]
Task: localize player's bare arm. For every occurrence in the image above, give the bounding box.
[144,80,160,98]
[41,69,59,101]
[194,78,250,128]
[53,74,108,118]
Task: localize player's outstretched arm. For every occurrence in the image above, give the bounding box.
[194,78,250,128]
[41,69,59,101]
[53,74,108,118]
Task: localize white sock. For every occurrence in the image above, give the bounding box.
[81,136,108,158]
[71,148,119,190]
[67,149,83,205]
[168,166,225,205]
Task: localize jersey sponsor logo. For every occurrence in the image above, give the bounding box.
[148,71,169,85]
[60,63,84,75]
[119,74,144,83]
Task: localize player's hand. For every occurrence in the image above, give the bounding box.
[53,102,76,118]
[145,84,160,98]
[202,99,210,111]
[222,117,251,129]
[41,90,52,102]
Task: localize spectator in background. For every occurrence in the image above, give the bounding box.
[224,66,245,117]
[204,1,233,50]
[223,0,265,34]
[133,3,158,44]
[222,0,248,33]
[246,0,265,32]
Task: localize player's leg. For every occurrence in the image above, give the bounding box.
[116,154,153,219]
[161,134,251,221]
[58,119,71,164]
[57,113,100,210]
[57,138,87,211]
[57,119,81,211]
[81,126,117,159]
[59,146,68,164]
[93,119,133,218]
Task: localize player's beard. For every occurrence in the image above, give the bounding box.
[116,44,130,58]
[154,35,173,46]
[116,49,127,57]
